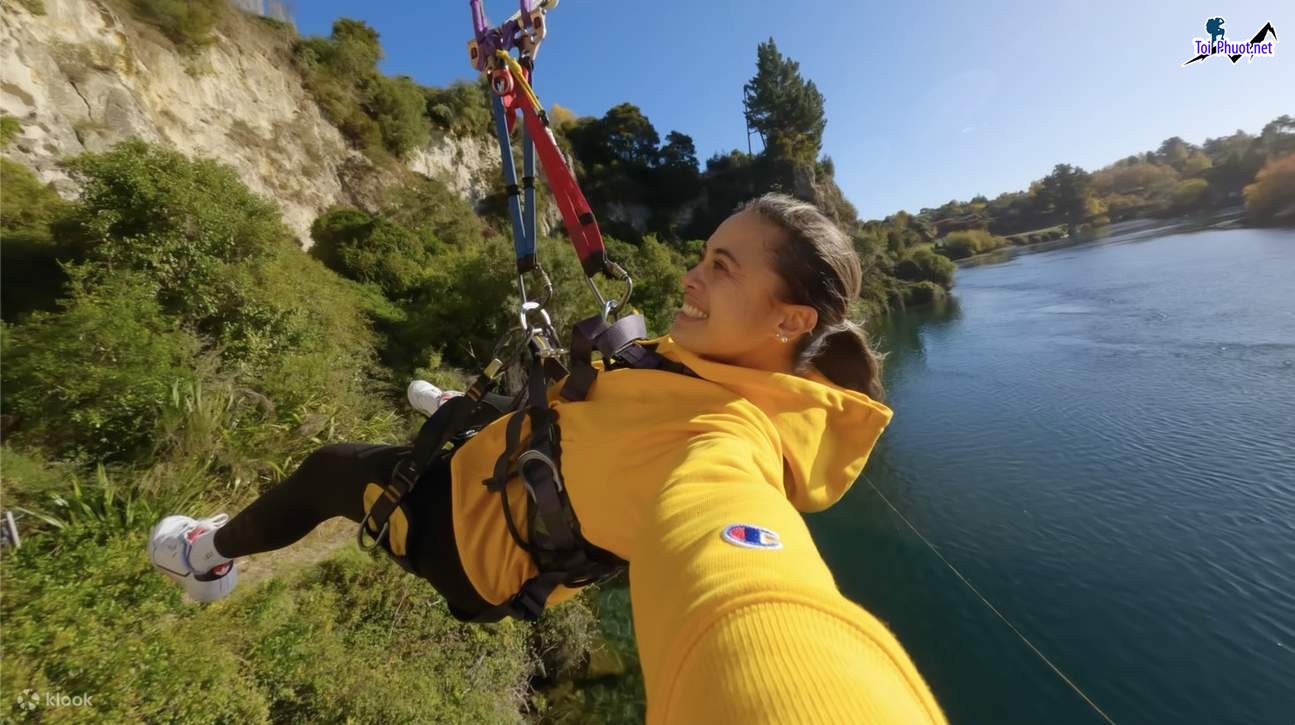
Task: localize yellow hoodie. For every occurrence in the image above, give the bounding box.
[450,335,946,724]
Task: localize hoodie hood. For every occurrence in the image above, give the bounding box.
[650,335,892,513]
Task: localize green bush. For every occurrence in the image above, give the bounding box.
[1166,178,1211,216]
[310,207,432,299]
[893,245,956,287]
[14,142,395,470]
[1,268,201,462]
[64,140,286,328]
[365,75,430,159]
[900,280,948,308]
[424,80,492,137]
[295,19,431,160]
[389,236,515,374]
[0,114,21,144]
[1,159,73,320]
[1243,153,1295,225]
[935,229,1008,260]
[128,0,224,50]
[381,173,486,249]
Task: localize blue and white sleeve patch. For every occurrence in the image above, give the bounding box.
[721,523,783,550]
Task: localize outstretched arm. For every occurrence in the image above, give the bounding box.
[629,433,945,724]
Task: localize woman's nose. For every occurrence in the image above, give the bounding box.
[681,265,700,291]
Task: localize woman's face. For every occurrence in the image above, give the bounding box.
[669,210,816,370]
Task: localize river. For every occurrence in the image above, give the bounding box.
[808,221,1295,724]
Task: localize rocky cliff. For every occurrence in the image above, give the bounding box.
[0,0,503,246]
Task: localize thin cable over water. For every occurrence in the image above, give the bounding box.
[861,474,1119,725]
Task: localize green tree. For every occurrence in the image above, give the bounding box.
[1035,164,1095,232]
[1258,115,1295,159]
[742,38,826,164]
[1167,178,1211,215]
[1244,153,1295,225]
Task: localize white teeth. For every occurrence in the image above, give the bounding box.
[681,302,708,319]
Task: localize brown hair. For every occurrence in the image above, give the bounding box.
[742,193,885,401]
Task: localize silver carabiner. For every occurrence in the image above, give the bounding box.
[517,448,564,496]
[356,511,389,552]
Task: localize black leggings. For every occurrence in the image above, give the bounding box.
[212,442,493,618]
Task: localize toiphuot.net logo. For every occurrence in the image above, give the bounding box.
[1183,17,1278,66]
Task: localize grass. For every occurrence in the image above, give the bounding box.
[0,442,634,723]
[0,528,538,722]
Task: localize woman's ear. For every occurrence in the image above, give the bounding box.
[777,304,817,340]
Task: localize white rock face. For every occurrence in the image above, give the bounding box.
[0,0,507,247]
[407,131,498,207]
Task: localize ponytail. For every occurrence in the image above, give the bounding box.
[795,319,885,402]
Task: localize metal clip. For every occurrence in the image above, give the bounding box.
[584,260,634,320]
[519,301,566,359]
[518,448,564,497]
[356,510,389,552]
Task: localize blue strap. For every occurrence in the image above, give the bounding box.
[523,123,537,258]
[489,94,536,272]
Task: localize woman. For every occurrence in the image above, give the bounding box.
[149,193,946,723]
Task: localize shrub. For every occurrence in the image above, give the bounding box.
[424,80,492,138]
[1166,178,1211,216]
[935,228,1008,260]
[44,142,391,467]
[0,114,21,145]
[900,280,947,307]
[295,19,431,160]
[1,159,73,319]
[894,245,956,287]
[1,268,201,462]
[310,207,431,299]
[64,140,286,327]
[1244,153,1295,225]
[365,75,430,159]
[128,0,224,51]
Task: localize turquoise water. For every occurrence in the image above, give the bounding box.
[809,223,1295,724]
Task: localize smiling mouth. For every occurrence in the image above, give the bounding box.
[679,301,709,320]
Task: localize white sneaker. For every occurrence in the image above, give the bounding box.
[407,380,463,416]
[148,513,237,603]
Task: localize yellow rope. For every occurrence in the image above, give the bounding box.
[494,51,543,115]
[860,474,1119,725]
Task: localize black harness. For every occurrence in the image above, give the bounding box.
[359,312,696,621]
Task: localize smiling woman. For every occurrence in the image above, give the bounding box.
[672,193,885,400]
[149,193,939,723]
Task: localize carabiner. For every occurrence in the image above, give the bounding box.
[356,511,389,552]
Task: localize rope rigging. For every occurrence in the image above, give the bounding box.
[357,0,695,623]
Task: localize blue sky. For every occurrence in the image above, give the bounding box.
[293,1,1293,220]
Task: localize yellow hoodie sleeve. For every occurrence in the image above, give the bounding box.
[629,432,946,724]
